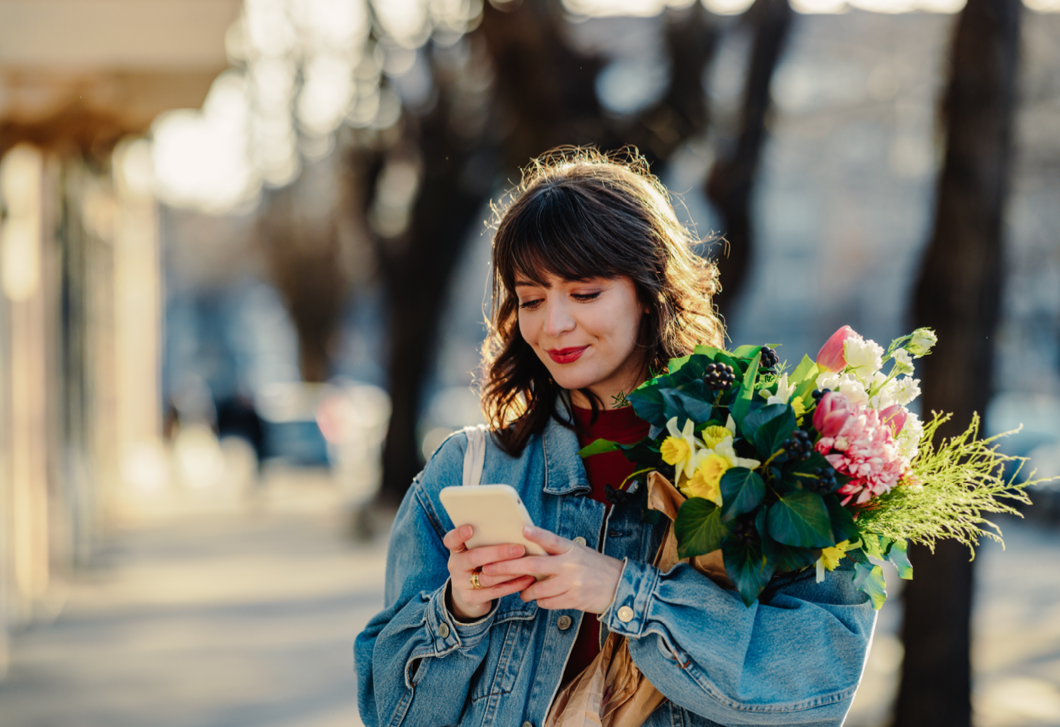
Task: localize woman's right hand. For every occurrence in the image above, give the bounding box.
[443,525,536,622]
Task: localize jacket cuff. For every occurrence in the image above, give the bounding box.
[601,558,659,638]
[426,578,498,655]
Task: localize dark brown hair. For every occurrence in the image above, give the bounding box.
[480,147,724,457]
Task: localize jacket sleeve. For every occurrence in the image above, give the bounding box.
[354,433,500,727]
[601,557,876,726]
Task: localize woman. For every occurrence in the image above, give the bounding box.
[354,148,876,727]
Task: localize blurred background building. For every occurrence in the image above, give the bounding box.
[1,0,1059,725]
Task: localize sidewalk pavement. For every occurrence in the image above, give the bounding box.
[1,470,1058,727]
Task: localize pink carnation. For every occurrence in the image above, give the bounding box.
[814,393,910,506]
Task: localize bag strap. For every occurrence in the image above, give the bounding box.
[461,425,487,488]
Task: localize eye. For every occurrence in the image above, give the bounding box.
[572,292,601,302]
[518,299,543,310]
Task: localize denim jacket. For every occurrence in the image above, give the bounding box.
[354,410,877,727]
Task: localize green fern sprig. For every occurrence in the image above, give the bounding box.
[855,412,1048,554]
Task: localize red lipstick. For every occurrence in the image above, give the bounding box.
[547,346,589,364]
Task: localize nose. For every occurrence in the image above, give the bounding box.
[543,296,575,338]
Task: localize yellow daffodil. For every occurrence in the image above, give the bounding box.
[791,395,806,421]
[820,540,853,570]
[701,425,732,450]
[662,417,702,481]
[680,434,761,502]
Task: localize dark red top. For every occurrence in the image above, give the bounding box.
[562,404,651,687]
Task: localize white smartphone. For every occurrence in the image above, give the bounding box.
[439,484,547,556]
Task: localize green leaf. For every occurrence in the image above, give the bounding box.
[859,534,885,559]
[731,352,762,424]
[627,385,669,428]
[693,344,722,359]
[616,439,661,470]
[853,562,888,610]
[719,468,766,521]
[722,539,776,607]
[669,355,691,374]
[578,438,619,458]
[740,403,787,447]
[789,354,817,385]
[767,491,835,548]
[675,499,729,558]
[732,344,764,360]
[791,356,822,401]
[885,539,913,580]
[845,547,870,565]
[825,495,861,543]
[768,541,819,573]
[753,406,797,460]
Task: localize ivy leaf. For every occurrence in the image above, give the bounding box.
[722,538,776,607]
[693,344,722,359]
[719,468,766,521]
[675,499,729,558]
[791,356,822,400]
[627,385,669,428]
[670,380,714,422]
[616,439,661,470]
[669,355,691,374]
[845,547,870,565]
[731,352,762,424]
[732,344,765,359]
[885,539,913,580]
[753,406,797,461]
[740,401,788,445]
[578,438,619,458]
[767,490,835,548]
[824,495,861,543]
[853,562,888,610]
[766,541,819,573]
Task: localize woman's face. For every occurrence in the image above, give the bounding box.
[515,272,647,409]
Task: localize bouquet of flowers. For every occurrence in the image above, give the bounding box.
[582,326,1042,608]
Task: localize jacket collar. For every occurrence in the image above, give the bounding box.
[541,395,591,496]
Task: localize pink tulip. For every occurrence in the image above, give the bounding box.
[813,391,852,438]
[879,405,908,435]
[817,326,857,372]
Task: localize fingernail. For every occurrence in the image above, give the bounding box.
[510,545,524,557]
[524,526,533,537]
[463,525,473,537]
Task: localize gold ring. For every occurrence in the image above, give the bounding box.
[470,571,483,590]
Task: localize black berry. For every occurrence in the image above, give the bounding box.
[704,362,736,392]
[760,346,780,370]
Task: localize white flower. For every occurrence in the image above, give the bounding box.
[763,373,797,406]
[891,348,914,375]
[816,371,870,407]
[892,377,921,407]
[844,336,885,379]
[895,411,923,460]
[906,328,938,358]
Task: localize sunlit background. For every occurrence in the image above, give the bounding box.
[1,0,1059,725]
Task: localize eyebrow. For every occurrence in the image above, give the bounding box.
[514,280,548,289]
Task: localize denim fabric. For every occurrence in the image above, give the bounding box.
[354,410,877,727]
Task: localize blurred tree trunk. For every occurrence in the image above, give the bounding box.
[259,159,355,383]
[897,0,1021,723]
[366,40,500,507]
[705,0,793,319]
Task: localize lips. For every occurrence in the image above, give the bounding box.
[547,346,589,364]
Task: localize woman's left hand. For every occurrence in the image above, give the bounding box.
[481,526,624,614]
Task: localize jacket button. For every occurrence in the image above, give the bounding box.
[573,536,587,546]
[438,622,450,638]
[557,615,572,631]
[617,606,635,623]
[522,722,533,727]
